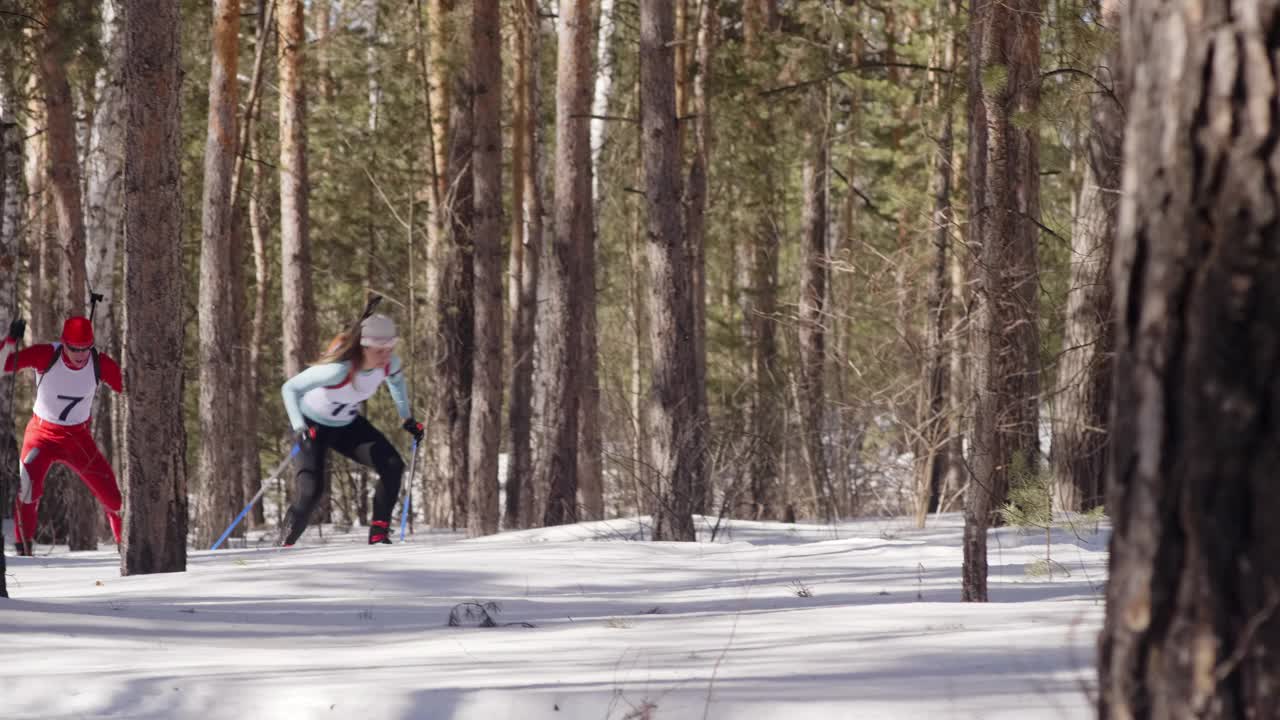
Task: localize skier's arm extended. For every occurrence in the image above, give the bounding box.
[383,353,412,421]
[281,362,351,431]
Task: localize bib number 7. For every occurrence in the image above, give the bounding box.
[55,394,85,422]
[329,401,358,419]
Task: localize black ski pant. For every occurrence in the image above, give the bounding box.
[283,415,404,545]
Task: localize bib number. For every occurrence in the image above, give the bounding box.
[56,395,85,422]
[330,401,358,419]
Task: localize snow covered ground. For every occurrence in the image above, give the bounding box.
[0,514,1107,719]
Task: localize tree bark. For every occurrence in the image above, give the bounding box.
[278,0,315,379]
[39,0,87,317]
[122,0,187,576]
[1051,11,1121,515]
[40,0,98,551]
[798,95,833,523]
[742,6,783,521]
[23,80,51,343]
[86,0,127,544]
[196,0,241,548]
[683,0,716,516]
[641,0,697,542]
[576,0,607,524]
[1099,2,1280,715]
[506,0,543,531]
[433,15,475,530]
[467,0,502,538]
[0,61,15,597]
[536,0,595,528]
[427,0,454,210]
[962,0,1042,602]
[914,0,959,527]
[242,0,276,530]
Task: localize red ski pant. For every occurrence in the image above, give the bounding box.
[13,416,122,544]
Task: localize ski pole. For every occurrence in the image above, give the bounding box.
[211,443,301,550]
[399,439,419,542]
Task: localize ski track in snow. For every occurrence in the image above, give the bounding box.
[0,514,1107,719]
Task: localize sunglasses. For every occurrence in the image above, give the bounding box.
[66,344,93,353]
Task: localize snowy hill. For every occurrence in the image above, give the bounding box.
[0,514,1106,719]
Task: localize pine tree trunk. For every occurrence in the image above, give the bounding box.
[641,0,697,542]
[574,0,605,524]
[536,0,595,528]
[433,18,475,530]
[798,98,833,523]
[506,0,543,531]
[467,0,502,538]
[278,0,315,379]
[1051,9,1121,515]
[0,65,15,597]
[684,0,716,516]
[914,3,959,527]
[743,6,783,521]
[427,0,454,210]
[23,82,50,343]
[39,0,87,316]
[39,0,98,551]
[962,0,1042,602]
[197,0,242,548]
[1100,3,1280,714]
[86,0,127,544]
[122,0,187,576]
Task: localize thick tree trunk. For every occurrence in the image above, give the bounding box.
[278,0,315,379]
[1098,3,1280,715]
[641,0,697,542]
[467,0,502,538]
[962,0,1042,602]
[536,0,595,528]
[433,31,475,530]
[197,0,242,548]
[1051,15,1121,514]
[122,0,187,575]
[798,100,833,523]
[506,0,543,531]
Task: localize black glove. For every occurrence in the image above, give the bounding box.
[294,426,316,448]
[8,317,25,343]
[402,418,424,443]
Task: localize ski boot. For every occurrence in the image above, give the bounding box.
[13,540,32,557]
[368,520,392,545]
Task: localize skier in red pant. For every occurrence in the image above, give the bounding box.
[1,316,124,556]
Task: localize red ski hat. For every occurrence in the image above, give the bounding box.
[61,316,94,347]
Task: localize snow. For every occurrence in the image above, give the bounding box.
[0,514,1107,719]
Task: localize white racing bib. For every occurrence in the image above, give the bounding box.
[33,347,98,425]
[300,364,388,425]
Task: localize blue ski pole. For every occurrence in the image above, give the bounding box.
[399,439,419,542]
[211,444,301,551]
